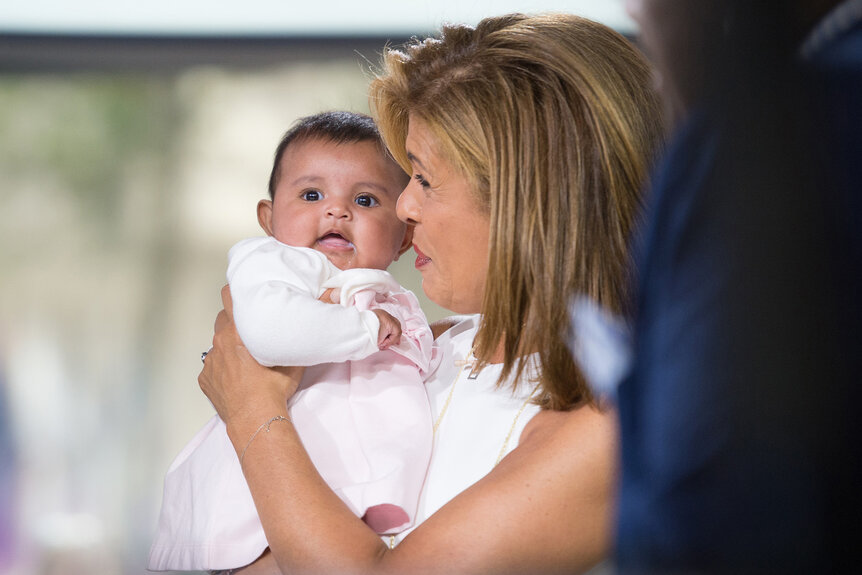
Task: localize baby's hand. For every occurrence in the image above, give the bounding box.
[372,309,402,350]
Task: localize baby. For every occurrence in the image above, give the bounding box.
[149,111,434,572]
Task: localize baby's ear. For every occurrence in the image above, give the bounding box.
[257,200,275,236]
[396,224,415,259]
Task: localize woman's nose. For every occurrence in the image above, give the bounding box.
[396,181,420,224]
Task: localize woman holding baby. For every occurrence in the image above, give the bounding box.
[199,12,663,575]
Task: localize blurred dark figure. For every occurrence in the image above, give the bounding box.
[616,0,862,572]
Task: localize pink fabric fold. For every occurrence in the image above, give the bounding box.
[148,286,433,572]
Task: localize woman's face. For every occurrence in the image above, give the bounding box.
[398,116,491,314]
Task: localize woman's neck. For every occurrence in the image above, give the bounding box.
[478,336,530,365]
[485,341,506,364]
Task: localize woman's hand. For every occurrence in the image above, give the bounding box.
[198,285,305,431]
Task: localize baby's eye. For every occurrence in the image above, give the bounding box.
[300,190,322,201]
[354,194,379,208]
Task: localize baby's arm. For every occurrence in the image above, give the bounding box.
[227,237,384,367]
[319,287,402,350]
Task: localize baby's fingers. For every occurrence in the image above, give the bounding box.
[380,322,402,350]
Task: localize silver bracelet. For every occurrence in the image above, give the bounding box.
[239,415,291,465]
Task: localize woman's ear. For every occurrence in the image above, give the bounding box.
[396,224,415,259]
[257,200,275,236]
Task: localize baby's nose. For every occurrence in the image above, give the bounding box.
[326,200,351,219]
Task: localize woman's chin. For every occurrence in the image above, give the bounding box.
[420,278,448,310]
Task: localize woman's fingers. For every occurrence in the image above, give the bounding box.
[202,282,304,429]
[214,308,230,334]
[197,347,213,396]
[213,286,238,348]
[318,287,338,303]
[221,284,234,316]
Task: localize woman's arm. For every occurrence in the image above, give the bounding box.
[386,406,616,575]
[201,286,617,575]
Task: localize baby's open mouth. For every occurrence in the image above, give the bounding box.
[317,232,354,250]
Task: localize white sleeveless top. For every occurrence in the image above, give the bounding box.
[386,314,542,546]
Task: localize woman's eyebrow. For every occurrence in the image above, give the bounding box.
[406,152,428,172]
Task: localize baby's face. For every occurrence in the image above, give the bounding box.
[261,138,410,271]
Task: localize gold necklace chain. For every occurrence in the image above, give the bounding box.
[388,353,472,550]
[432,352,474,433]
[436,352,539,461]
[494,383,541,466]
[389,353,539,550]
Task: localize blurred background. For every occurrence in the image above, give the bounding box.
[0,2,633,573]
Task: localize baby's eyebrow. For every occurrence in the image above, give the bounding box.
[285,175,398,198]
[287,175,324,187]
[353,181,398,197]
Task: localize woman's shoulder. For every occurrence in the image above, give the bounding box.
[518,402,617,458]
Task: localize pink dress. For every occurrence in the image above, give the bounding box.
[148,238,434,572]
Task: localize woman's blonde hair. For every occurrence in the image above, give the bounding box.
[370,13,663,410]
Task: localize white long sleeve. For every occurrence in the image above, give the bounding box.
[226,237,391,367]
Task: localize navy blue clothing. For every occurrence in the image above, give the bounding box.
[615,15,862,574]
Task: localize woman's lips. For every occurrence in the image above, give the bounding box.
[413,245,432,268]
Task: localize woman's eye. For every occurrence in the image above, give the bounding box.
[300,190,321,201]
[354,194,379,208]
[414,174,431,188]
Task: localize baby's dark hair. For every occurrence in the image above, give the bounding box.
[267,110,391,199]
